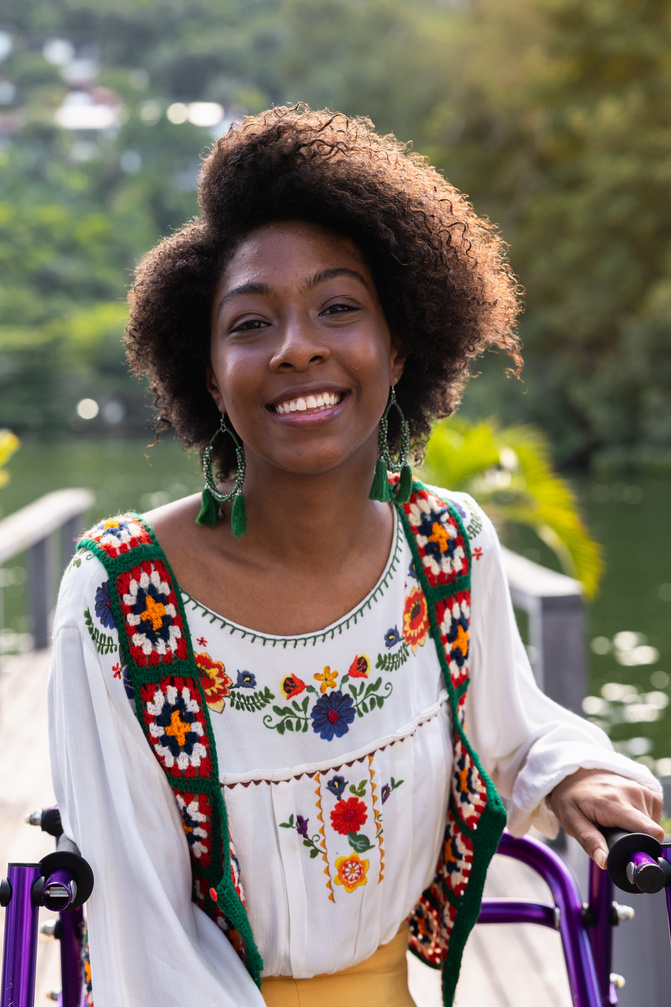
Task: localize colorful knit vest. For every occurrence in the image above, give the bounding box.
[78,480,506,1007]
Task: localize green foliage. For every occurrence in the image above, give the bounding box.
[422,417,604,597]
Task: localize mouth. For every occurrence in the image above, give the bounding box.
[270,390,346,415]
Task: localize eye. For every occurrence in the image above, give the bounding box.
[230,318,269,333]
[322,302,359,316]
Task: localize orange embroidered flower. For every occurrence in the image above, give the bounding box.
[331,797,368,835]
[314,666,338,694]
[348,654,370,678]
[402,586,429,653]
[334,852,369,893]
[281,674,306,699]
[195,652,232,714]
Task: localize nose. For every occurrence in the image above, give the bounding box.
[269,316,330,372]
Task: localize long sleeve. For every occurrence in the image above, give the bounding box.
[454,494,661,836]
[48,554,266,1007]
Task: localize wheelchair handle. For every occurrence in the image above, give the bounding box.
[601,827,671,895]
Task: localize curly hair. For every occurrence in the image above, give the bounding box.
[126,105,522,476]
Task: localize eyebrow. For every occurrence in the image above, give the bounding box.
[216,268,370,315]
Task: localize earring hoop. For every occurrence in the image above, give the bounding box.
[196,415,248,538]
[369,386,412,504]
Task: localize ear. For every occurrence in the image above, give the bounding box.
[206,364,226,413]
[389,338,407,387]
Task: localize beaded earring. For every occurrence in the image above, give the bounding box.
[369,386,412,504]
[196,415,248,539]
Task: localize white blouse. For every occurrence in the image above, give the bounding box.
[48,490,659,1007]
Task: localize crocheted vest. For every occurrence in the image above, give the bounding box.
[78,480,506,1007]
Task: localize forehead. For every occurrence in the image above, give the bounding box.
[218,221,372,291]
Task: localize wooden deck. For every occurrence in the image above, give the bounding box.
[0,650,572,1005]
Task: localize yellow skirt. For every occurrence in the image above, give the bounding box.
[261,927,416,1007]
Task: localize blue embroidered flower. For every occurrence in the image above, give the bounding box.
[310,691,355,741]
[384,626,402,649]
[326,775,348,798]
[235,670,256,688]
[407,560,418,581]
[296,815,309,837]
[94,581,115,629]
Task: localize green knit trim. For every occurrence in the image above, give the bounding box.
[78,514,263,986]
[396,481,506,1007]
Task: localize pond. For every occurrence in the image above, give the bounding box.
[1,437,669,774]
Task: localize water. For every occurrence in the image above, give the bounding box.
[1,438,669,771]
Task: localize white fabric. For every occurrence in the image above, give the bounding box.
[48,491,660,1007]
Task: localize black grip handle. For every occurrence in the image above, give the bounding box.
[601,828,667,894]
[39,834,94,910]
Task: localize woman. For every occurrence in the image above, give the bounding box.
[49,106,662,1007]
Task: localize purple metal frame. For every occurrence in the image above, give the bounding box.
[478,832,611,1007]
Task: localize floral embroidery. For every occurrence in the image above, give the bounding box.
[112,663,121,678]
[279,813,322,859]
[196,652,232,714]
[473,547,483,561]
[142,678,211,776]
[197,636,208,646]
[326,774,348,798]
[94,582,115,629]
[381,776,403,804]
[403,586,430,653]
[235,670,256,688]
[310,691,356,740]
[376,623,409,672]
[331,796,368,835]
[334,852,369,893]
[118,561,188,665]
[281,674,306,698]
[314,666,338,693]
[84,608,118,656]
[347,654,369,678]
[383,626,402,648]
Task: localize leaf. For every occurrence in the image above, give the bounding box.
[309,847,319,859]
[348,833,374,852]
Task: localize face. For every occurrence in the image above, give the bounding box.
[207,221,405,481]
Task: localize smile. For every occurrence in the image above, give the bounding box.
[272,391,344,415]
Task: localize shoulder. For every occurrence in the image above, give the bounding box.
[55,546,114,636]
[416,482,499,551]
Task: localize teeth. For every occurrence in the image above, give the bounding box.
[274,392,341,415]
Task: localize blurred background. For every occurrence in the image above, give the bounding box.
[0,0,670,772]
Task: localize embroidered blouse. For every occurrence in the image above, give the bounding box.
[48,490,659,1007]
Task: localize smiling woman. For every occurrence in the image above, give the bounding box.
[48,105,662,1007]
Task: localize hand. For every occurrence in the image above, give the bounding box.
[547,768,664,869]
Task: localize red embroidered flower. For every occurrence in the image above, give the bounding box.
[473,547,483,561]
[402,586,429,653]
[330,797,368,835]
[195,652,232,714]
[347,654,370,678]
[281,674,306,699]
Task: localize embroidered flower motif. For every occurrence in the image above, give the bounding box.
[281,674,306,699]
[87,515,153,558]
[334,852,369,893]
[407,559,418,580]
[326,775,348,798]
[145,681,209,772]
[120,562,186,664]
[381,783,391,804]
[94,581,115,629]
[296,815,309,837]
[402,586,429,653]
[384,626,402,649]
[235,670,256,689]
[473,547,483,561]
[112,663,121,678]
[175,793,210,861]
[331,796,368,835]
[347,655,370,679]
[195,652,232,714]
[197,636,208,646]
[310,691,355,741]
[314,666,338,693]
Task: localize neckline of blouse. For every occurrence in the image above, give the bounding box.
[181,507,405,647]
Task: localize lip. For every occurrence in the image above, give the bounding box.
[266,384,350,425]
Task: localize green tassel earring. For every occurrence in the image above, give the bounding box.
[196,415,248,539]
[369,385,412,504]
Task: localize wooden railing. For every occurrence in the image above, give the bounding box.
[0,489,94,651]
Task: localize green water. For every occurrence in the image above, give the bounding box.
[1,438,670,771]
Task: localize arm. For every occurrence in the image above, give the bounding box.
[462,501,662,862]
[48,555,266,1007]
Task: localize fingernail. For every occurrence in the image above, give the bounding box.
[594,848,607,870]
